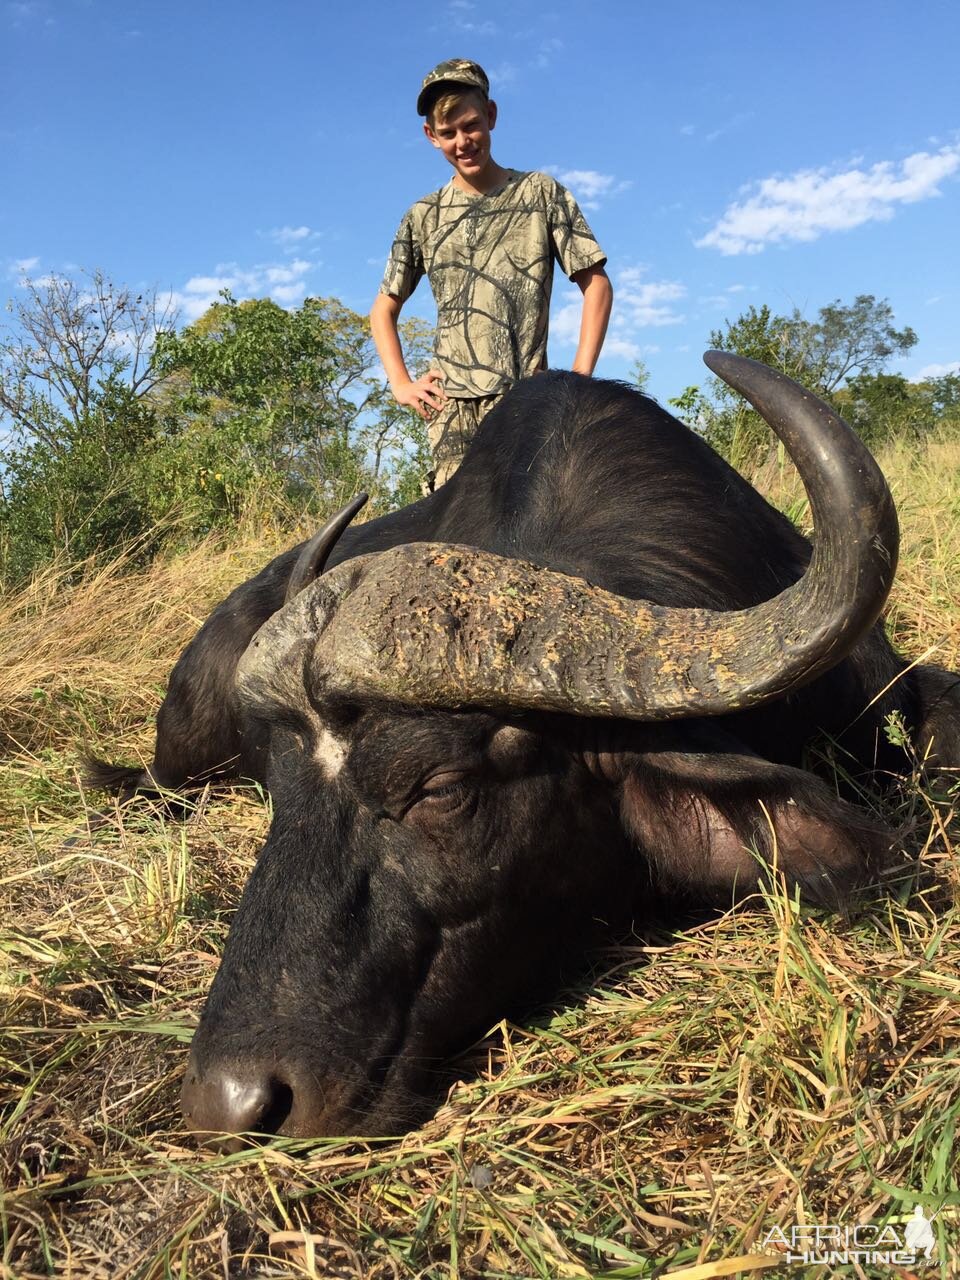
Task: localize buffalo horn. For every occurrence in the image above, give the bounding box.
[284,493,369,604]
[244,355,898,721]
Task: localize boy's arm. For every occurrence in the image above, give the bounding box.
[370,292,446,419]
[570,264,613,376]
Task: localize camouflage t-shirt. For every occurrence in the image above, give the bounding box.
[380,170,607,398]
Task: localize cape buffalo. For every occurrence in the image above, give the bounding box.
[91,354,960,1144]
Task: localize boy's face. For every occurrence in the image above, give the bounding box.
[423,94,498,184]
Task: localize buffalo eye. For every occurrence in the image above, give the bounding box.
[403,770,476,824]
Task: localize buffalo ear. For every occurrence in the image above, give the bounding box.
[618,730,887,907]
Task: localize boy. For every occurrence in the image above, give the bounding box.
[370,58,613,488]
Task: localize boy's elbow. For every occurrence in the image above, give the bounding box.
[574,263,612,297]
[370,291,401,324]
[589,269,613,314]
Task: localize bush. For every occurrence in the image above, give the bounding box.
[0,277,432,586]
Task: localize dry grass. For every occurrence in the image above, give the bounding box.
[2,437,959,1279]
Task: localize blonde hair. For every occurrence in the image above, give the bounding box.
[427,86,489,126]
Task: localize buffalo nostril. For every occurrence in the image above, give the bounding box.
[259,1077,294,1135]
[181,1066,293,1148]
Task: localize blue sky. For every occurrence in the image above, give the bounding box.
[2,0,958,406]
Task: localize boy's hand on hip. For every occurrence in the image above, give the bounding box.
[394,370,446,419]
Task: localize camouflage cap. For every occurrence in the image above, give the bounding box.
[417,58,490,116]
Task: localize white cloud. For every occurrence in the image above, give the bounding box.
[531,37,562,70]
[551,265,686,357]
[263,259,311,285]
[261,225,322,253]
[446,1,498,35]
[550,296,586,345]
[271,282,308,305]
[488,62,517,87]
[548,167,632,209]
[614,265,686,327]
[599,337,662,362]
[270,225,310,243]
[7,255,40,281]
[913,361,960,380]
[696,143,960,255]
[164,258,316,321]
[601,336,643,360]
[183,274,234,295]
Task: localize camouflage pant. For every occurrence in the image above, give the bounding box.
[426,391,506,490]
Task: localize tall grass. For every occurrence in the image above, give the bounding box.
[1,436,958,1279]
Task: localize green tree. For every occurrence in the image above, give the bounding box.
[630,357,651,393]
[923,369,960,427]
[151,293,339,525]
[701,296,920,470]
[151,293,432,527]
[0,273,434,585]
[667,384,711,431]
[835,368,960,449]
[835,372,929,449]
[290,297,433,505]
[701,304,810,465]
[801,295,917,393]
[0,272,174,583]
[0,269,171,443]
[0,377,159,583]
